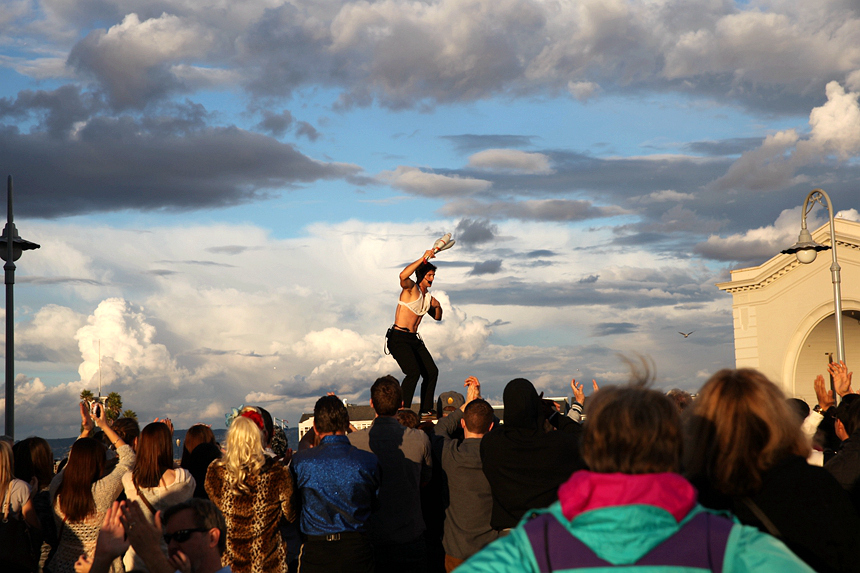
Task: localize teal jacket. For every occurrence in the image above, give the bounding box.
[458,471,814,573]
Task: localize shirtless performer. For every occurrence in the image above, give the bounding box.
[386,249,443,416]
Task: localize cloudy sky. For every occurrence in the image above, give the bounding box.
[3,0,860,438]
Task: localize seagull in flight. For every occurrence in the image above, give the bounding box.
[679,331,694,338]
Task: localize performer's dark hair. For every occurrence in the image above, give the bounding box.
[415,261,436,286]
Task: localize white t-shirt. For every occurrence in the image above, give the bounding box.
[2,478,30,516]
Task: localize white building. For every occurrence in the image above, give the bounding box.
[716,218,860,404]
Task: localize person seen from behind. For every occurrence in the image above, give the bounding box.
[205,412,296,573]
[459,371,815,572]
[49,401,134,573]
[291,395,380,573]
[685,368,860,573]
[180,424,222,500]
[121,421,196,572]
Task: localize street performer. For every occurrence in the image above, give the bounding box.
[387,249,442,417]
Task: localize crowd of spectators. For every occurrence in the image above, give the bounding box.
[2,359,860,572]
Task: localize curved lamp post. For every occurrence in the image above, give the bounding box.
[0,176,40,439]
[780,188,845,365]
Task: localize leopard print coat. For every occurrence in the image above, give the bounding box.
[205,457,297,573]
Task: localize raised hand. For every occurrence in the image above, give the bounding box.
[464,376,482,405]
[121,501,163,557]
[92,400,108,429]
[153,417,174,435]
[168,551,192,573]
[80,401,95,436]
[97,501,130,559]
[828,361,854,397]
[814,374,835,411]
[571,379,584,404]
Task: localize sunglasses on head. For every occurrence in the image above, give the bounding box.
[163,527,209,544]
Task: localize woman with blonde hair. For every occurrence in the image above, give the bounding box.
[685,368,860,573]
[122,421,195,572]
[205,411,296,573]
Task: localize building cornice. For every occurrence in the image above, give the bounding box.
[717,219,860,295]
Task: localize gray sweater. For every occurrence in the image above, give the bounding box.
[434,410,500,560]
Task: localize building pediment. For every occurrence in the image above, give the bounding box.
[717,218,860,294]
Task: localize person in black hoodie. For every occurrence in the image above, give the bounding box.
[479,378,586,531]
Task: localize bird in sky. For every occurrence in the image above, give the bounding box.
[679,331,694,338]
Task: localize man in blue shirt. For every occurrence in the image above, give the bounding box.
[291,395,380,573]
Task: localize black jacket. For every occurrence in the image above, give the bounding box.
[825,429,860,515]
[480,378,585,530]
[696,455,860,573]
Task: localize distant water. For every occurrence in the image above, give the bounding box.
[44,426,300,461]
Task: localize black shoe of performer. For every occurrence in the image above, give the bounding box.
[420,410,436,420]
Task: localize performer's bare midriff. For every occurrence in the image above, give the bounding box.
[387,249,442,415]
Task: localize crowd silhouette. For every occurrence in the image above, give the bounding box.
[1,359,858,572]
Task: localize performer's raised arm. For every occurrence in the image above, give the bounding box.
[400,250,436,288]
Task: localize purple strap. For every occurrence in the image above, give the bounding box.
[524,511,732,572]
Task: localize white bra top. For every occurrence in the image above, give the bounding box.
[398,289,431,316]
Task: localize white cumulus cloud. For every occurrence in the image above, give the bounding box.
[713,81,860,191]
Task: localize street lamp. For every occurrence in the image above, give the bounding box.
[0,176,40,439]
[781,188,845,364]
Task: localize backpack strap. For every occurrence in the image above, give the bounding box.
[135,483,157,515]
[523,510,733,572]
[739,497,782,538]
[2,486,10,522]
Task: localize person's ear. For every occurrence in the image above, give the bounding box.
[460,418,467,430]
[208,527,220,549]
[487,422,494,432]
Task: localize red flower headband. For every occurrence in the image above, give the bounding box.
[240,410,265,432]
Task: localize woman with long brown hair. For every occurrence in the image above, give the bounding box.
[180,424,216,466]
[13,437,55,570]
[121,421,195,571]
[180,424,221,499]
[685,368,860,573]
[48,403,134,573]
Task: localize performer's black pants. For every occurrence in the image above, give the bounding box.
[386,328,438,412]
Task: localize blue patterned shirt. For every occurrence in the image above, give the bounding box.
[291,434,380,536]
